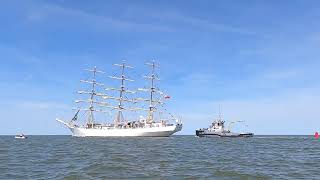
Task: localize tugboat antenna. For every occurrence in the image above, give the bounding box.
[218,104,223,121]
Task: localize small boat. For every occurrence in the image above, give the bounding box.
[15,134,28,139]
[195,107,253,138]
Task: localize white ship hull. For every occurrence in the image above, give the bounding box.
[67,124,182,137]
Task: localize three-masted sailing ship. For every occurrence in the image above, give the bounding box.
[56,61,182,137]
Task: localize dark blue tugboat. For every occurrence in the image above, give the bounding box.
[195,109,253,138]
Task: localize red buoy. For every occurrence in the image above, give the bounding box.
[315,132,319,139]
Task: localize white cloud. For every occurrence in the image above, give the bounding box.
[262,69,300,80]
[23,1,265,36]
[0,100,72,135]
[177,89,320,135]
[123,5,264,36]
[0,45,43,65]
[181,72,217,86]
[16,101,69,110]
[25,3,174,32]
[170,64,320,135]
[167,13,258,35]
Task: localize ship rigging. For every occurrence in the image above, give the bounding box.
[56,61,182,137]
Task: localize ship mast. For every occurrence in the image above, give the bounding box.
[104,61,135,126]
[76,66,108,127]
[137,61,163,124]
[147,62,157,123]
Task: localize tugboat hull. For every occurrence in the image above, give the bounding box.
[196,130,253,138]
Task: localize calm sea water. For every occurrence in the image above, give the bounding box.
[1,135,319,179]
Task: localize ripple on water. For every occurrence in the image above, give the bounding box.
[0,135,319,179]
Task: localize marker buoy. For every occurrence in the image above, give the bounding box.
[315,132,319,139]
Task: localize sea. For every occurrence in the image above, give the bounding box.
[1,135,319,179]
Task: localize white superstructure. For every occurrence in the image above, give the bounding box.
[57,61,182,137]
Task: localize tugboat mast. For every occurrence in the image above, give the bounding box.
[218,104,222,121]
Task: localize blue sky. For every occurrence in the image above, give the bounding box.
[1,0,320,135]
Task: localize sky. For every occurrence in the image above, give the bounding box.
[1,0,320,135]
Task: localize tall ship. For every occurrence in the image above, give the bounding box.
[195,107,253,137]
[57,61,182,137]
